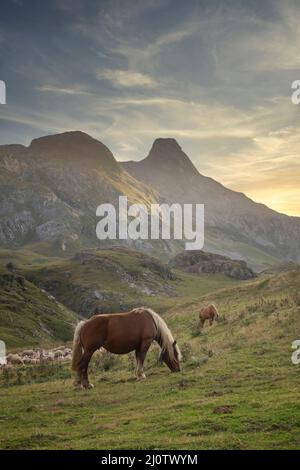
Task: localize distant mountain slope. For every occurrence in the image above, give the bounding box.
[0,264,77,348]
[122,138,300,269]
[0,131,170,257]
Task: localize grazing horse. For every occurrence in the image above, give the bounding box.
[199,304,219,328]
[71,307,182,389]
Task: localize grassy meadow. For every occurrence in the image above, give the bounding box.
[0,262,299,450]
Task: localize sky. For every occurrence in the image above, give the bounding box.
[0,0,300,216]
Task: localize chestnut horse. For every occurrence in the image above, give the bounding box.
[199,304,219,328]
[71,307,182,389]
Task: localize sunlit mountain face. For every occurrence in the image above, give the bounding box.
[0,0,299,216]
[0,131,299,272]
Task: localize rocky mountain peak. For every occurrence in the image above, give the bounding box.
[151,137,182,153]
[28,131,119,171]
[145,137,198,174]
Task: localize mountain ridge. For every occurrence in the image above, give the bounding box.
[122,137,300,268]
[0,131,299,270]
[0,131,165,256]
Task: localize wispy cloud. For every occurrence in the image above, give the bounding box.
[1,0,300,215]
[36,85,91,95]
[96,69,157,88]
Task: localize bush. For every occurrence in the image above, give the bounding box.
[180,342,193,362]
[90,350,119,372]
[189,319,202,337]
[187,355,209,367]
[6,262,16,272]
[0,362,71,387]
[127,352,136,371]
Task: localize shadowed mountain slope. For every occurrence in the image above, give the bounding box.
[0,132,299,270]
[123,138,300,269]
[0,131,171,257]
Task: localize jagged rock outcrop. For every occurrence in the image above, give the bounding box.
[26,248,176,317]
[169,250,256,280]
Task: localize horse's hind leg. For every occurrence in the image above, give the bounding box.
[135,351,146,381]
[135,339,152,381]
[78,349,94,389]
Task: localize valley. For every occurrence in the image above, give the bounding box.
[0,246,236,346]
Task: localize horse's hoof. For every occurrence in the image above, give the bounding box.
[73,379,82,388]
[136,374,146,381]
[73,384,83,390]
[82,382,94,389]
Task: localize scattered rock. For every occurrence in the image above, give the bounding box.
[213,405,233,414]
[169,250,256,280]
[178,380,189,389]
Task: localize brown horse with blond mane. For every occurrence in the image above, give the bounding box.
[71,307,182,389]
[199,304,219,328]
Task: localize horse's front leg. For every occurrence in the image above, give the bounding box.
[73,369,82,389]
[135,339,152,381]
[78,350,94,389]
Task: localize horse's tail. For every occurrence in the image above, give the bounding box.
[71,321,85,371]
[145,308,182,361]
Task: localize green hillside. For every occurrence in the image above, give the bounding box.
[0,246,236,347]
[22,247,236,317]
[0,264,77,348]
[204,226,281,272]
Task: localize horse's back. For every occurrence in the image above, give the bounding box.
[81,309,156,354]
[199,304,217,320]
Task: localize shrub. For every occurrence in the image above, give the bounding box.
[190,320,202,337]
[180,342,193,362]
[6,262,16,272]
[187,355,209,367]
[90,350,119,372]
[127,352,136,371]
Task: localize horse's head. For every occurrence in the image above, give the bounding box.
[159,340,181,372]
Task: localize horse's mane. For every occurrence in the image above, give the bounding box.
[133,307,182,361]
[211,304,219,316]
